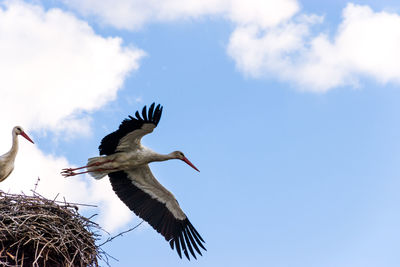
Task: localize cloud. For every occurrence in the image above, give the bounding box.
[0,1,143,231]
[227,16,317,79]
[232,3,400,91]
[64,0,299,30]
[63,0,223,30]
[333,4,400,84]
[65,0,400,92]
[0,0,144,133]
[227,0,299,28]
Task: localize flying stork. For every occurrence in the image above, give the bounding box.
[61,103,206,260]
[0,126,34,182]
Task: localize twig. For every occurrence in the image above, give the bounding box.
[33,177,40,193]
[30,190,97,207]
[99,220,144,247]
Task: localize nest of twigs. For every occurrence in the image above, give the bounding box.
[0,191,101,267]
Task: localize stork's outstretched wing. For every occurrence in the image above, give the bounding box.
[99,103,163,155]
[108,167,206,260]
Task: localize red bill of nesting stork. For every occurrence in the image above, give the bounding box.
[0,126,34,182]
[61,103,205,260]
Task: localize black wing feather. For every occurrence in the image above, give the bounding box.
[183,229,196,259]
[186,228,202,255]
[135,111,141,120]
[99,103,163,155]
[179,232,189,260]
[148,103,155,122]
[175,235,182,258]
[142,105,148,121]
[154,104,161,123]
[109,171,206,260]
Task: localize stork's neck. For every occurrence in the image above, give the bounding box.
[7,131,19,159]
[150,152,176,162]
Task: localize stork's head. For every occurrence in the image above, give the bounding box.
[13,126,34,144]
[173,151,200,172]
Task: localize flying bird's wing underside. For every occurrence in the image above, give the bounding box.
[116,123,156,153]
[108,166,206,260]
[99,103,163,155]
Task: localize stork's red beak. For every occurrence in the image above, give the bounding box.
[20,131,34,144]
[182,157,200,172]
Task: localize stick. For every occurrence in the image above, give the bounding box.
[99,221,144,247]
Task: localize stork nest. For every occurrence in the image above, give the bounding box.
[0,191,101,267]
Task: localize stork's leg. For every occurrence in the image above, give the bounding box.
[61,160,114,172]
[61,167,118,177]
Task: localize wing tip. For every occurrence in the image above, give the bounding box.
[135,103,163,125]
[170,219,206,260]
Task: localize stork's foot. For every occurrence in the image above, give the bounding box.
[61,169,76,177]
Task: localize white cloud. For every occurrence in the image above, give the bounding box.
[228,0,299,28]
[0,1,143,231]
[227,18,314,78]
[64,0,298,29]
[228,3,400,91]
[0,0,144,133]
[63,0,225,30]
[65,0,400,92]
[335,4,400,84]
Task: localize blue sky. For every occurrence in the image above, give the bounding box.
[1,0,400,266]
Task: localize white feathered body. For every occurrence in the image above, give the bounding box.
[0,152,16,182]
[0,130,19,182]
[87,146,169,180]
